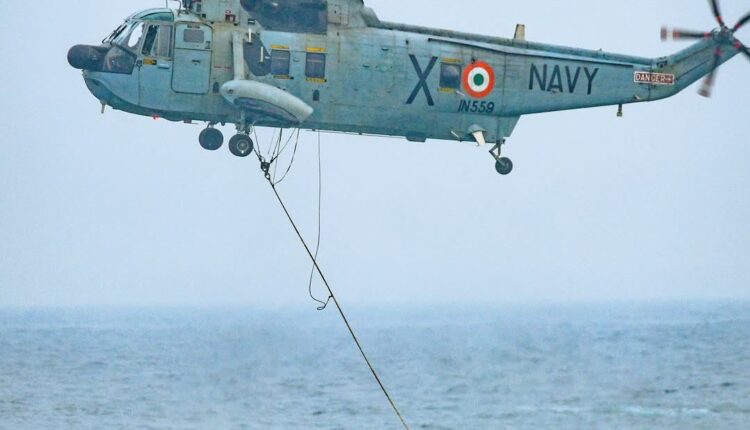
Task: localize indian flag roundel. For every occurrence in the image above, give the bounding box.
[463,61,495,98]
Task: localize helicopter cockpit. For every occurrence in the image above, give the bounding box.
[68,4,316,127]
[68,9,174,75]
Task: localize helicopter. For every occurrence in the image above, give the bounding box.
[68,0,749,175]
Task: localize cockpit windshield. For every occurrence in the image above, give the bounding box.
[103,23,127,44]
[108,21,145,50]
[103,9,173,45]
[124,23,145,50]
[95,21,144,75]
[92,10,174,75]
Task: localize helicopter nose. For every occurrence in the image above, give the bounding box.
[67,45,106,70]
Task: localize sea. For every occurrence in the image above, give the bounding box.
[0,302,748,429]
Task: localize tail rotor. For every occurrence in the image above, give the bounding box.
[661,0,749,97]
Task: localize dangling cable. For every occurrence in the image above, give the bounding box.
[264,128,279,159]
[266,183,411,430]
[271,130,283,182]
[252,139,411,430]
[272,128,300,163]
[253,126,262,157]
[307,132,332,310]
[273,129,302,186]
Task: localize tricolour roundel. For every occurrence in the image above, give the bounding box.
[463,61,495,98]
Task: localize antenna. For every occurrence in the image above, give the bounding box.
[167,0,183,11]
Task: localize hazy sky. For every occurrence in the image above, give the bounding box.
[0,0,748,307]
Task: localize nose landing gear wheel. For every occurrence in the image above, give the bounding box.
[199,127,224,151]
[228,134,254,158]
[495,157,514,175]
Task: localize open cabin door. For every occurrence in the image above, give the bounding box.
[172,23,212,94]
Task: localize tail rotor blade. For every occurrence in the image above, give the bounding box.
[698,72,716,97]
[662,27,711,40]
[710,0,726,27]
[734,11,750,31]
[698,47,722,98]
[740,44,750,61]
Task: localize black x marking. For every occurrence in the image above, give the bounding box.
[406,55,438,106]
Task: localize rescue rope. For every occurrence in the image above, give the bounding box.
[253,134,411,430]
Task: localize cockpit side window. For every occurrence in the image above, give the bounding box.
[141,25,159,55]
[156,25,173,58]
[141,24,173,58]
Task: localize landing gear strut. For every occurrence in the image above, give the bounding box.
[199,126,224,151]
[490,140,513,175]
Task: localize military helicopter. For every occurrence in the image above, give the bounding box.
[68,0,749,175]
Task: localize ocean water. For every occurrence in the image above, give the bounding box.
[0,302,748,429]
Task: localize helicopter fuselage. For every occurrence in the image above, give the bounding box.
[70,0,739,149]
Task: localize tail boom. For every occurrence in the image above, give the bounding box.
[500,36,740,116]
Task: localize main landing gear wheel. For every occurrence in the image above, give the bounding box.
[199,127,224,151]
[228,134,254,158]
[495,157,514,175]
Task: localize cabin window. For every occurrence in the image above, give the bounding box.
[271,50,291,76]
[440,63,462,89]
[305,53,326,80]
[142,24,173,58]
[183,29,205,44]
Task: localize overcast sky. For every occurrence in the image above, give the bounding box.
[0,0,748,307]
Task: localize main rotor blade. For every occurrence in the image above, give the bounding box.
[662,27,710,40]
[734,11,750,31]
[698,47,722,98]
[710,0,726,27]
